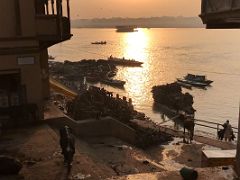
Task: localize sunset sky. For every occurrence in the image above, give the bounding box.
[70,0,201,19]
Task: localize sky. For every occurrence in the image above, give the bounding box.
[69,0,201,19]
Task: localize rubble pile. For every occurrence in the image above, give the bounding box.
[134,126,173,149]
[66,86,133,122]
[66,86,172,148]
[152,82,195,114]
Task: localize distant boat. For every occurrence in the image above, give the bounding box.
[101,79,126,87]
[48,55,55,60]
[108,56,143,67]
[91,41,107,45]
[116,26,138,33]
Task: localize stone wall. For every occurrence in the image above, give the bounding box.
[47,115,137,144]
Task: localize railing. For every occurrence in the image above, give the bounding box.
[35,0,71,43]
[36,0,70,19]
[195,118,238,134]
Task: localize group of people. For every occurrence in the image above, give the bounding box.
[218,120,235,142]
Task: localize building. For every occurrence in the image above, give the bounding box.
[200,0,240,28]
[0,0,71,124]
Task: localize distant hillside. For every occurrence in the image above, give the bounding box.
[71,16,204,28]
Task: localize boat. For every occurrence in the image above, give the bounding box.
[108,56,143,67]
[116,26,138,33]
[176,81,192,90]
[91,41,107,45]
[177,78,208,88]
[184,74,213,85]
[101,79,126,87]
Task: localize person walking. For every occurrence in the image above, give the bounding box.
[59,126,75,168]
[223,120,233,142]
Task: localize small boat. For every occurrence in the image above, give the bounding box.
[101,79,126,87]
[108,56,143,67]
[184,74,213,85]
[177,78,208,88]
[91,41,107,45]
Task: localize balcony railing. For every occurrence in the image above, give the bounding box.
[35,0,71,46]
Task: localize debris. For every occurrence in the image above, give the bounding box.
[24,160,37,166]
[142,160,150,165]
[72,173,91,180]
[180,167,198,180]
[0,155,22,175]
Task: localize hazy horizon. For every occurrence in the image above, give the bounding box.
[69,0,201,19]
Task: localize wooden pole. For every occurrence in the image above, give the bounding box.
[51,0,54,14]
[236,102,240,176]
[15,0,22,36]
[67,0,70,19]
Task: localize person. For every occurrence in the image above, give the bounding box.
[59,126,75,167]
[223,120,233,142]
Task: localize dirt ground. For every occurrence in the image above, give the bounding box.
[0,124,236,180]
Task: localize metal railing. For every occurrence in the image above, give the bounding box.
[195,118,238,134]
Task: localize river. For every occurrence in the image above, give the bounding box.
[49,28,240,130]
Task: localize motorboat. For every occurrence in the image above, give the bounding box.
[184,74,213,85]
[176,81,192,89]
[177,78,208,88]
[108,56,143,67]
[91,41,107,45]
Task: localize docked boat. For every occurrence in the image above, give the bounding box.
[184,74,213,85]
[91,41,107,45]
[101,79,126,87]
[108,56,143,67]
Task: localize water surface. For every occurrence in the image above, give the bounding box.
[49,28,240,128]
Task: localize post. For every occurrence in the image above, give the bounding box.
[56,0,63,39]
[15,0,22,36]
[236,102,240,176]
[51,0,54,14]
[46,1,49,15]
[67,0,70,19]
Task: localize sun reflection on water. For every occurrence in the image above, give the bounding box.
[120,29,151,104]
[123,28,150,62]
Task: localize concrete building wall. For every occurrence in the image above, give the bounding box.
[0,0,71,121]
[19,0,36,37]
[0,54,43,115]
[203,0,234,13]
[232,0,240,9]
[0,0,16,37]
[40,49,50,99]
